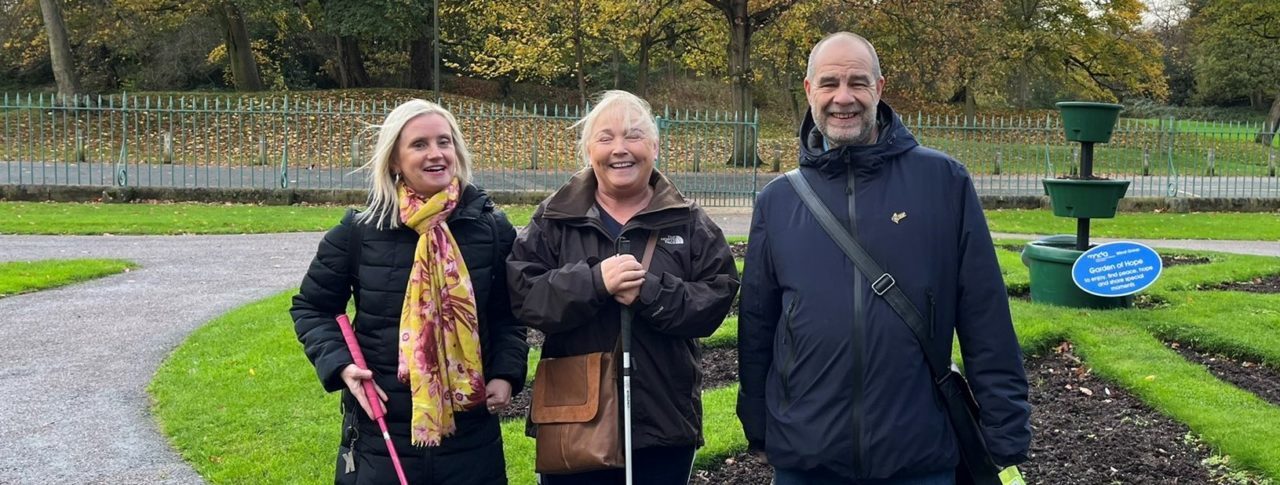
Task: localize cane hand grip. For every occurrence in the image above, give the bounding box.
[336,314,385,420]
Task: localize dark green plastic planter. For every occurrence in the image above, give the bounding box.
[1056,101,1123,143]
[1021,235,1133,309]
[1042,179,1131,219]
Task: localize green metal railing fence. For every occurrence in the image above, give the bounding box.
[0,93,761,206]
[2,92,1277,204]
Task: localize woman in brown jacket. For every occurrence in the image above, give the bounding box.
[507,90,740,485]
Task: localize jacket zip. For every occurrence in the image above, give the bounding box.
[780,298,800,407]
[846,166,865,476]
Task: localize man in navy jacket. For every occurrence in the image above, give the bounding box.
[737,32,1031,484]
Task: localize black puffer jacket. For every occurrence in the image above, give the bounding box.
[291,184,527,461]
[508,168,740,449]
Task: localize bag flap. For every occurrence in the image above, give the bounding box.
[530,352,603,424]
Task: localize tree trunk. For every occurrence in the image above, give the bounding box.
[612,48,622,89]
[336,36,369,89]
[217,1,264,91]
[409,35,433,90]
[1258,92,1280,146]
[726,1,758,166]
[637,38,651,97]
[964,84,976,127]
[38,0,80,100]
[573,0,587,107]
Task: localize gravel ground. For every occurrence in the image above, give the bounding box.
[0,232,324,484]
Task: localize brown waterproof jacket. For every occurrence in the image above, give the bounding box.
[507,168,740,448]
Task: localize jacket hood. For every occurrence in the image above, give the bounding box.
[798,100,919,179]
[540,167,692,226]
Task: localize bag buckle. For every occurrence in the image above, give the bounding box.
[872,273,896,296]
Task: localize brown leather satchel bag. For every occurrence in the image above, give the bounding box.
[531,348,623,473]
[529,232,659,475]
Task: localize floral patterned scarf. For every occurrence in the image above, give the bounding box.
[397,178,485,447]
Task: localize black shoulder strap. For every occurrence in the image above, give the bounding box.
[346,209,363,308]
[784,169,949,382]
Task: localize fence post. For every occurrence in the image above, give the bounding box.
[259,136,268,166]
[163,131,174,164]
[116,92,129,186]
[1070,145,1079,177]
[76,128,85,163]
[1166,116,1179,197]
[279,95,290,189]
[1269,120,1277,177]
[350,136,360,168]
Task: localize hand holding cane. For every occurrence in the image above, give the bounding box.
[336,314,409,485]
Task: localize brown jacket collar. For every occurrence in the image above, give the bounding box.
[541,168,692,228]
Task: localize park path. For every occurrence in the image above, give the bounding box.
[0,211,1275,483]
[0,232,322,484]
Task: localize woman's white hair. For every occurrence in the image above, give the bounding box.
[357,99,474,229]
[573,90,659,168]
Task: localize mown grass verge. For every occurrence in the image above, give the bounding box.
[0,258,136,297]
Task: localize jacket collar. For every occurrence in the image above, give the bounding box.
[797,100,918,180]
[541,168,691,229]
[448,183,492,222]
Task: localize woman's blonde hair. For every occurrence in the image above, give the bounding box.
[358,99,474,229]
[573,90,659,168]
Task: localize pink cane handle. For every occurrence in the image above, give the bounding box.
[336,314,385,420]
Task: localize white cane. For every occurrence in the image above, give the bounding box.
[618,237,635,485]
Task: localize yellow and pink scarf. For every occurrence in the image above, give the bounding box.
[397,179,485,446]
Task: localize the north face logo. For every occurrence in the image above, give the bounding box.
[661,234,685,245]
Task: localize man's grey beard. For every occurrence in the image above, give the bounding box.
[822,107,878,148]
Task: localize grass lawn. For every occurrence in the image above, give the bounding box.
[0,202,537,235]
[3,202,1278,242]
[985,209,1280,241]
[0,259,136,297]
[150,240,1280,483]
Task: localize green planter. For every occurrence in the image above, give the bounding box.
[1042,179,1130,219]
[1022,235,1133,309]
[1056,101,1123,143]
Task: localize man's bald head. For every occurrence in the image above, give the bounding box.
[805,32,881,81]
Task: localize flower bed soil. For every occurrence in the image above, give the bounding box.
[1167,341,1280,407]
[701,346,738,390]
[1206,274,1280,294]
[1018,343,1215,484]
[695,343,1230,484]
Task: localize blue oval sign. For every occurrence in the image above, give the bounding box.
[1071,241,1163,297]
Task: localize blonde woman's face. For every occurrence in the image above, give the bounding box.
[587,107,655,197]
[393,114,458,196]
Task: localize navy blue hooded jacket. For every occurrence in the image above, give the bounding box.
[737,101,1031,479]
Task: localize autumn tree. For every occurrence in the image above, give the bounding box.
[595,0,707,97]
[37,0,79,98]
[1001,0,1166,108]
[703,0,801,165]
[214,1,265,90]
[1191,0,1280,144]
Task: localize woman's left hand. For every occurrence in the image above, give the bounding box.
[485,378,513,413]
